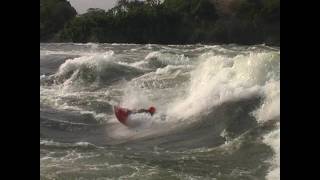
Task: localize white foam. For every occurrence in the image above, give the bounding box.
[40,50,98,56]
[253,80,280,123]
[126,113,153,128]
[155,65,178,75]
[166,50,280,178]
[145,51,160,60]
[168,52,279,119]
[111,43,139,46]
[145,51,191,66]
[130,60,148,68]
[119,86,149,109]
[40,140,98,148]
[52,50,115,90]
[263,123,280,180]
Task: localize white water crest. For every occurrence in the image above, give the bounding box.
[41,43,280,180]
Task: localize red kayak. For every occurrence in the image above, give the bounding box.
[114,106,130,126]
[114,106,156,127]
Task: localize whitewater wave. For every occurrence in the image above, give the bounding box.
[144,51,192,69]
[41,43,280,180]
[167,51,279,120]
[40,140,100,149]
[46,51,144,89]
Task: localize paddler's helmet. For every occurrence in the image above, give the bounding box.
[148,106,156,115]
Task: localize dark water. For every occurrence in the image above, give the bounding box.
[40,43,280,180]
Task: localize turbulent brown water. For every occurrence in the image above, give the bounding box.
[40,43,280,180]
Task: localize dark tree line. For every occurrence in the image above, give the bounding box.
[40,0,279,46]
[40,0,77,41]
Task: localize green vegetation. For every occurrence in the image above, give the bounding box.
[40,0,77,41]
[41,0,279,46]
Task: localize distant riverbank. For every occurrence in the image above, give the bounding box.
[40,0,279,46]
